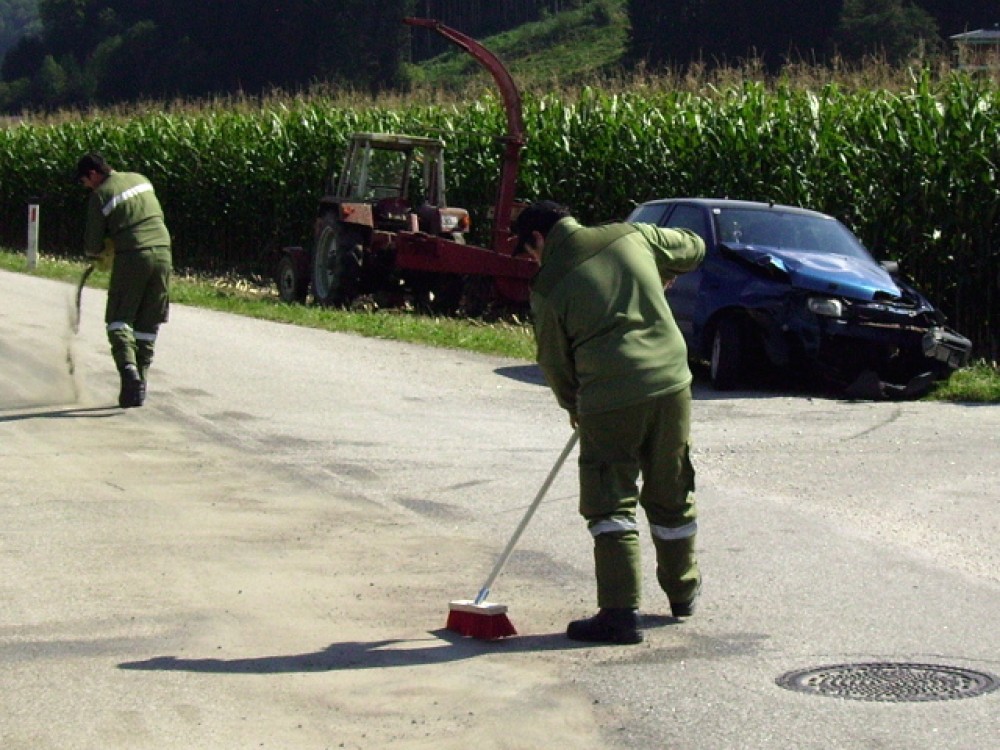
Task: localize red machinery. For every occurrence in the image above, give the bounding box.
[273,18,535,314]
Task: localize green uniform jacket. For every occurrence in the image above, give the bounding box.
[530,217,705,416]
[84,171,171,257]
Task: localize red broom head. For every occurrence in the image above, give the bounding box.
[446,600,518,639]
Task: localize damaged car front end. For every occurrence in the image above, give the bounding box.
[626,198,972,398]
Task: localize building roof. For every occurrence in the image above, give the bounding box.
[950,27,1000,42]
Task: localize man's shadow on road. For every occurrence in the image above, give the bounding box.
[494,364,546,386]
[117,616,681,674]
[0,405,119,423]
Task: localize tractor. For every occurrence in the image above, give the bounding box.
[272,18,536,315]
[276,131,473,310]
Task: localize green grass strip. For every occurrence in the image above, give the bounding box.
[2,247,994,402]
[0,248,535,360]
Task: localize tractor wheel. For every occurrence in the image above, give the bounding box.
[428,274,464,315]
[458,276,495,319]
[276,254,308,303]
[312,220,362,307]
[710,315,745,390]
[406,272,462,315]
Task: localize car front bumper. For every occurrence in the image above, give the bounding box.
[772,309,973,393]
[921,326,973,369]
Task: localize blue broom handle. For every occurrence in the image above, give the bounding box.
[474,429,579,605]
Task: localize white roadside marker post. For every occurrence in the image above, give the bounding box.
[26,201,40,270]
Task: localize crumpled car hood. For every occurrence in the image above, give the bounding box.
[723,244,901,301]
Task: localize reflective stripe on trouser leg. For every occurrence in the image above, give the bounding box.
[134,329,157,380]
[579,388,700,609]
[651,522,700,604]
[107,321,137,372]
[105,246,171,376]
[579,410,646,610]
[637,391,700,604]
[593,528,642,610]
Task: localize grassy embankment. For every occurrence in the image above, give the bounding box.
[0,249,535,360]
[2,248,996,402]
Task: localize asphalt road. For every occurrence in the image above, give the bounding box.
[1,269,998,749]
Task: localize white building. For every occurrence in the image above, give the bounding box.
[951,26,1000,71]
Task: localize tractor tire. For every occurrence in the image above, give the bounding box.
[405,271,461,316]
[427,274,464,315]
[458,276,495,319]
[312,219,362,307]
[276,254,308,303]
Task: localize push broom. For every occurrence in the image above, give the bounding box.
[71,263,94,335]
[66,262,95,385]
[446,428,579,639]
[69,241,110,359]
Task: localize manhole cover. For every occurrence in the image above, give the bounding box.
[776,662,1000,702]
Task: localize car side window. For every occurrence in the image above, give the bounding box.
[664,205,709,244]
[629,203,669,224]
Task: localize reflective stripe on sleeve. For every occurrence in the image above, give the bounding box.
[589,517,639,537]
[650,521,698,540]
[102,182,154,217]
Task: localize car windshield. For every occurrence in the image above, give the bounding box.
[714,208,870,260]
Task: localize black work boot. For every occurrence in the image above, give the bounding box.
[671,581,702,618]
[118,365,144,408]
[566,608,643,644]
[671,596,697,618]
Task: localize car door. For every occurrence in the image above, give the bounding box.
[658,203,711,342]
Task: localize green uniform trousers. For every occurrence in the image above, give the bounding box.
[105,246,172,378]
[578,387,700,610]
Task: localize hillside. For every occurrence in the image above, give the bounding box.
[408,0,631,90]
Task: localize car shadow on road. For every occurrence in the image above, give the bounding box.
[116,620,685,674]
[496,362,815,400]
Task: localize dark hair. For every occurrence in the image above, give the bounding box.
[75,153,111,180]
[512,200,572,255]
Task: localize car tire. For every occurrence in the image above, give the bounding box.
[710,316,744,390]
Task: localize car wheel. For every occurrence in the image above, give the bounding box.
[710,316,744,390]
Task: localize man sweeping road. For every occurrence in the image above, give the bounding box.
[514,200,706,644]
[77,152,172,408]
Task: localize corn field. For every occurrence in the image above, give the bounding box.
[1,72,997,358]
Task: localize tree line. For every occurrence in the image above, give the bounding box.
[2,0,414,108]
[0,1,38,61]
[0,0,585,111]
[627,0,997,71]
[0,0,996,112]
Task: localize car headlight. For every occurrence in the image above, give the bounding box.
[807,297,844,317]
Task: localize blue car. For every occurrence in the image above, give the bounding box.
[627,198,972,398]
